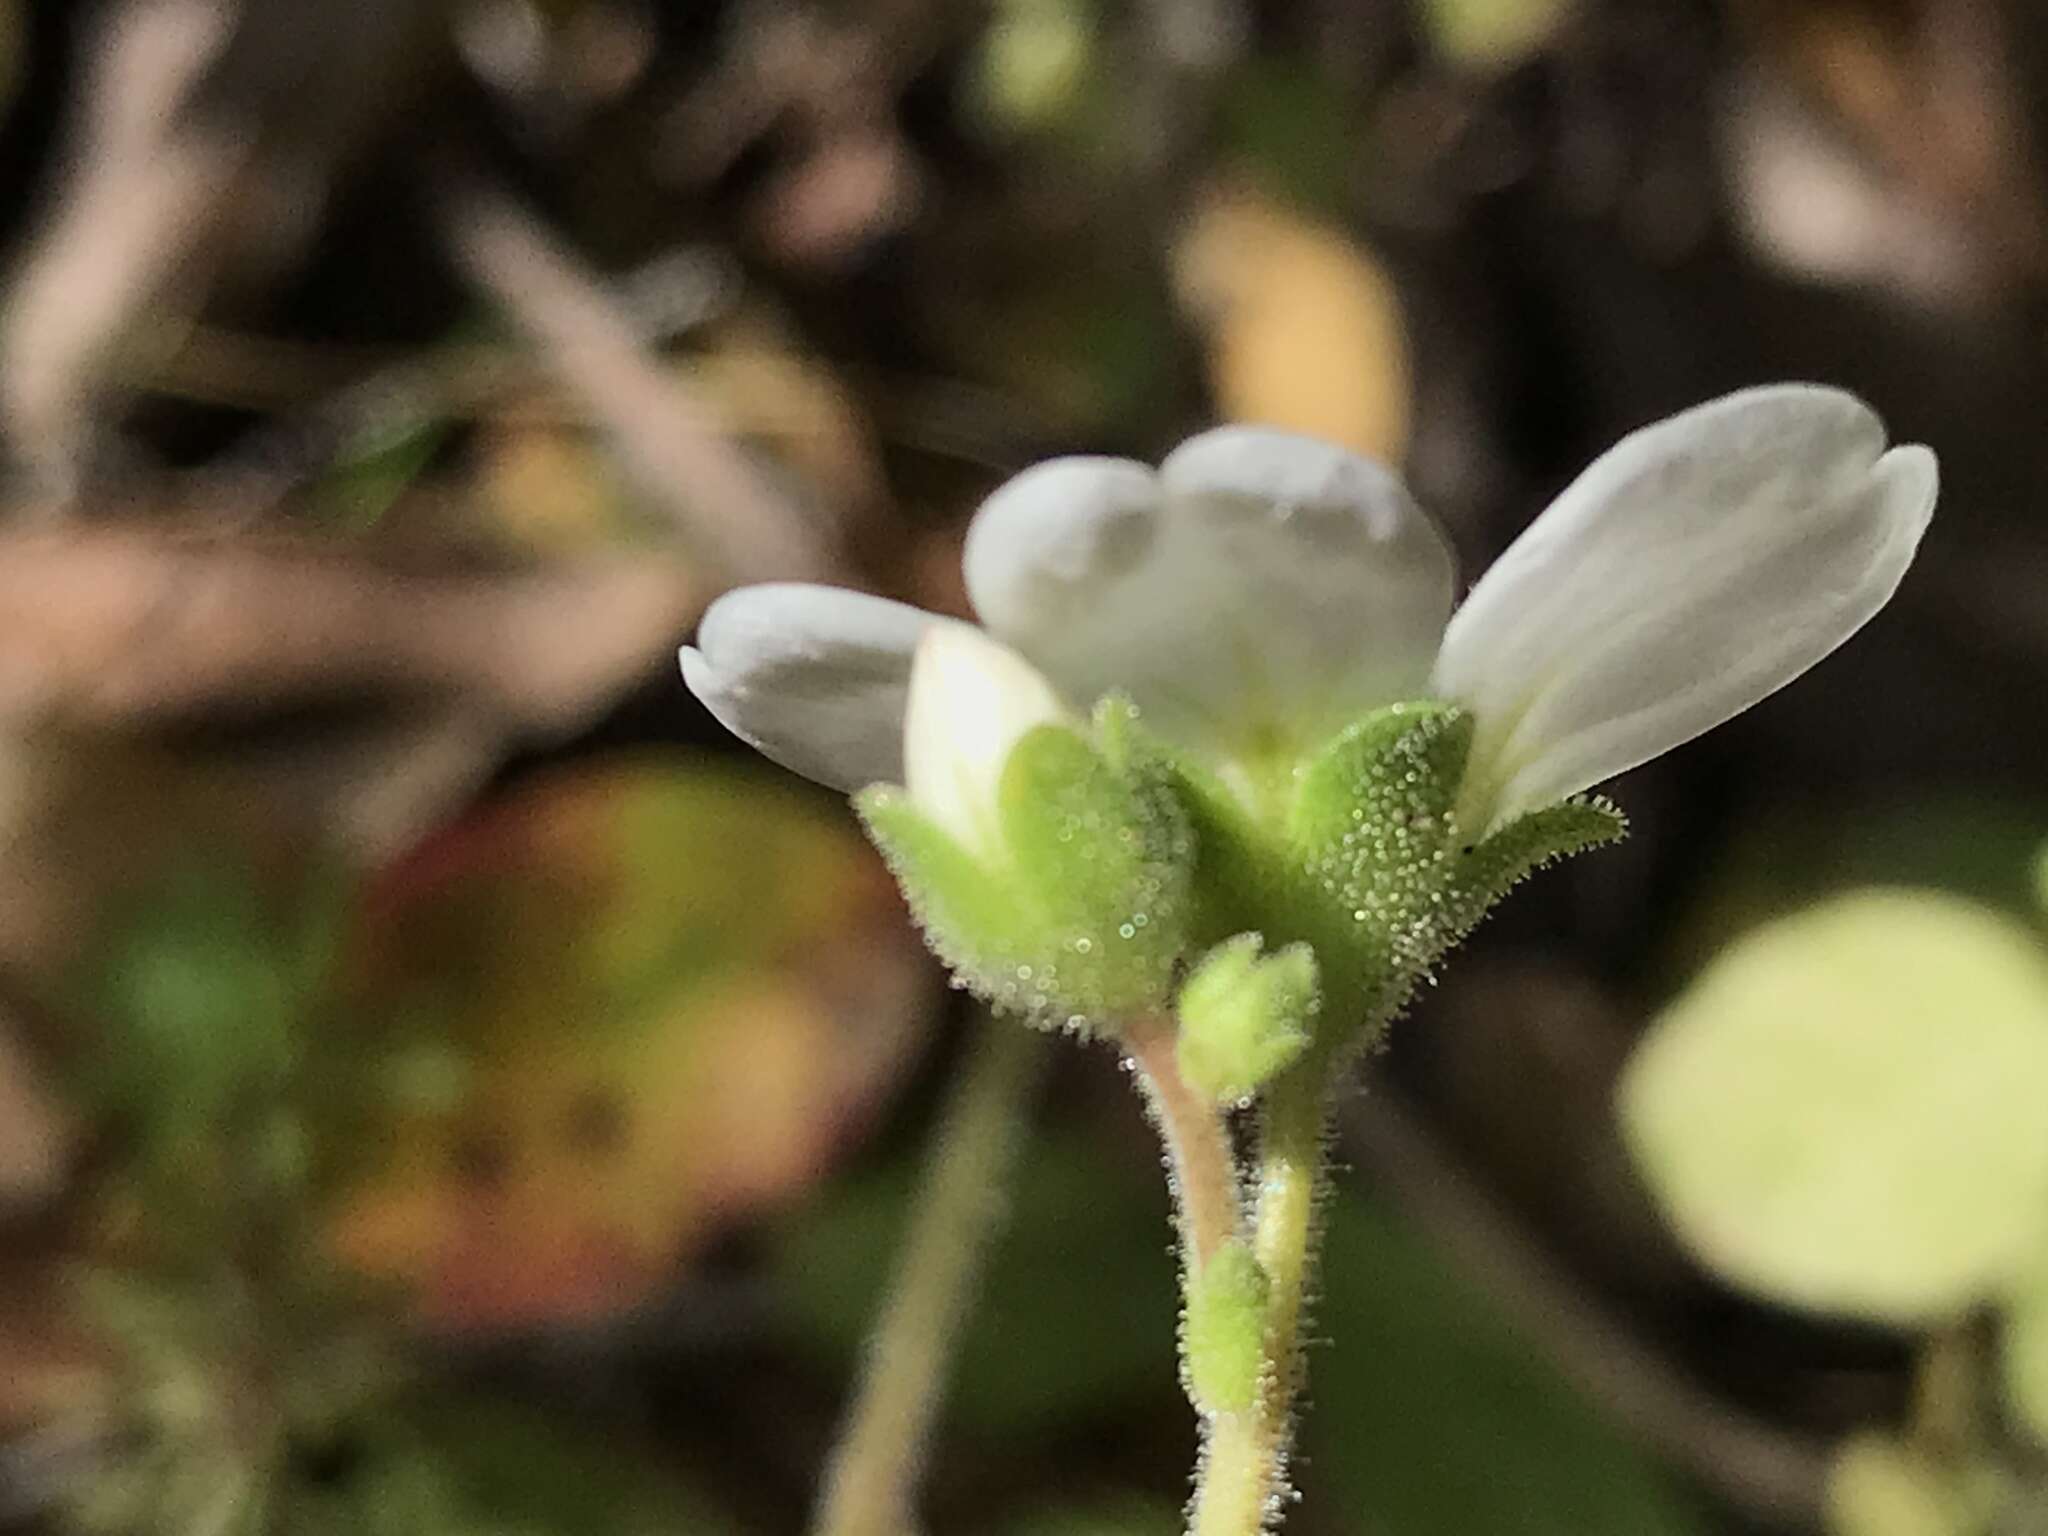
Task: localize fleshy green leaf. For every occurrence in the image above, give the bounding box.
[1176,934,1317,1103]
[1620,890,2048,1323]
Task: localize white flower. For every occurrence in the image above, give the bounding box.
[682,385,1936,833]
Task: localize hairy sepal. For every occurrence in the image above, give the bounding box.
[858,715,1194,1030]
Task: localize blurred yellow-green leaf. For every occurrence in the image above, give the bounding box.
[1620,890,2048,1324]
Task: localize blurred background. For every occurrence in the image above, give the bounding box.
[2,0,2047,1533]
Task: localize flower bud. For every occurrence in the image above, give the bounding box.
[1176,934,1317,1104]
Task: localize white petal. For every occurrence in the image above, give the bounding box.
[964,427,1455,763]
[680,583,946,791]
[1433,385,1938,829]
[903,625,1066,860]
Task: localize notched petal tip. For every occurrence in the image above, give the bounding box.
[1872,441,1939,535]
[1438,384,1937,831]
[1159,423,1420,544]
[963,456,1161,634]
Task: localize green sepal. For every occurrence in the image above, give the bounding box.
[1442,797,1628,940]
[1290,702,1472,864]
[1277,703,1621,1053]
[995,720,1193,1021]
[1176,934,1318,1103]
[1160,746,1286,950]
[1281,702,1471,1029]
[857,784,1053,1014]
[857,713,1196,1030]
[1184,1239,1271,1415]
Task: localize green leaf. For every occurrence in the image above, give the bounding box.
[1620,890,2048,1323]
[1184,1239,1271,1414]
[1175,934,1316,1104]
[1308,1195,1710,1536]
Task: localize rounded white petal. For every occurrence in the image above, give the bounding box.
[903,624,1066,859]
[1433,385,1938,829]
[964,427,1455,762]
[680,583,945,791]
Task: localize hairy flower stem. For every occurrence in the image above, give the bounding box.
[1126,1015,1242,1266]
[811,1021,1045,1536]
[1189,1077,1328,1536]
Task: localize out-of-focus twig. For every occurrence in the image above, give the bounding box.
[220,707,515,864]
[437,173,841,583]
[0,1008,69,1211]
[0,0,454,494]
[1343,1091,1832,1530]
[0,525,700,733]
[0,0,243,485]
[813,1021,1045,1536]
